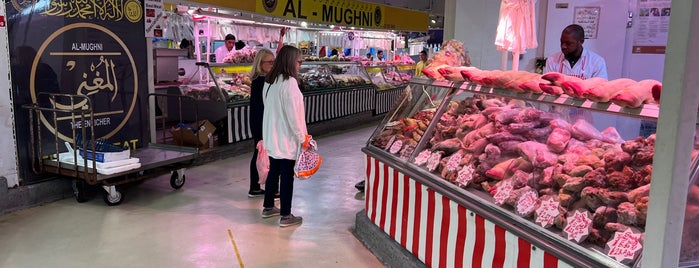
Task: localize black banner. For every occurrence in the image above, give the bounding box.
[7,0,148,184]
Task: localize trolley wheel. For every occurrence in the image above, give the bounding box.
[103,190,123,206]
[170,171,186,189]
[72,180,89,203]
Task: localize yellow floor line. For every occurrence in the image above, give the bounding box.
[227,229,245,268]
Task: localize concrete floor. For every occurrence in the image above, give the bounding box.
[0,125,383,268]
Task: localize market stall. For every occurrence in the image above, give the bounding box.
[360,30,699,267]
[154,3,428,144]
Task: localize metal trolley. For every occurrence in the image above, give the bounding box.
[23,93,198,206]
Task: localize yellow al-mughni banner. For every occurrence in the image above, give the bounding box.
[173,0,428,32]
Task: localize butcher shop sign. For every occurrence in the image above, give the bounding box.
[256,0,428,31]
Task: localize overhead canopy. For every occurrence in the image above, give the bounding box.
[172,0,429,32]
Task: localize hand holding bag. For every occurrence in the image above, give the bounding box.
[294,135,322,180]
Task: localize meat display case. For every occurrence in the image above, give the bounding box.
[361,76,699,267]
[298,61,373,91]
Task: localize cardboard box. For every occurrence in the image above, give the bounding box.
[171,120,216,149]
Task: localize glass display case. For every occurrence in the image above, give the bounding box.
[299,62,372,91]
[365,77,695,267]
[179,62,252,104]
[365,64,414,91]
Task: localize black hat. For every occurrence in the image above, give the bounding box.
[225,34,236,41]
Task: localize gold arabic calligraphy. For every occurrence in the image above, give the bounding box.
[53,56,118,110]
[42,0,124,21]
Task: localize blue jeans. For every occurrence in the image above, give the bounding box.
[263,157,296,216]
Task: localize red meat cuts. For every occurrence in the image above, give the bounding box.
[570,119,603,141]
[600,127,624,144]
[547,128,572,153]
[439,66,476,82]
[422,64,450,80]
[517,141,558,168]
[582,78,636,103]
[610,79,660,108]
[539,83,564,95]
[561,77,608,98]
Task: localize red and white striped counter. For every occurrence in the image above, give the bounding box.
[364,154,575,268]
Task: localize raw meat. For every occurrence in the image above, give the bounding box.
[603,150,631,172]
[561,77,608,98]
[628,184,651,202]
[541,72,574,87]
[526,126,553,141]
[583,167,608,188]
[617,202,639,225]
[600,127,624,144]
[592,206,618,229]
[517,141,558,168]
[610,79,660,108]
[570,119,603,141]
[607,166,637,192]
[431,138,464,154]
[422,64,449,80]
[485,158,517,180]
[539,83,564,95]
[466,137,489,155]
[514,108,543,122]
[438,66,475,82]
[583,78,636,103]
[486,132,527,144]
[547,128,571,153]
[549,118,571,131]
[508,122,539,134]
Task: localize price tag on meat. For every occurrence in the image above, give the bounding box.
[389,139,403,154]
[456,164,475,187]
[446,152,462,172]
[426,152,442,172]
[384,135,396,151]
[606,229,643,262]
[516,190,539,217]
[493,181,513,205]
[414,149,431,166]
[535,198,561,228]
[564,210,592,243]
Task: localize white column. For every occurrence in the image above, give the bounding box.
[0,1,20,188]
[147,39,156,144]
[643,1,699,267]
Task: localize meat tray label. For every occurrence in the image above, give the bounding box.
[389,139,403,154]
[493,181,513,205]
[445,152,462,172]
[456,164,475,187]
[516,190,539,216]
[384,135,396,150]
[564,210,592,243]
[535,198,560,228]
[414,149,431,166]
[606,229,643,262]
[426,152,442,172]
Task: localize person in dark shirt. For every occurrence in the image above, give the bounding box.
[247,28,286,197]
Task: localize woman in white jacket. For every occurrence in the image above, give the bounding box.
[260,45,307,227]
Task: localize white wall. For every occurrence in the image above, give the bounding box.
[0,2,20,188]
[444,0,547,72]
[443,0,666,80]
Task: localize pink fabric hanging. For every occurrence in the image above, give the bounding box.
[494,0,538,54]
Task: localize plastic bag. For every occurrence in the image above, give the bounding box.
[256,140,270,184]
[294,135,322,180]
